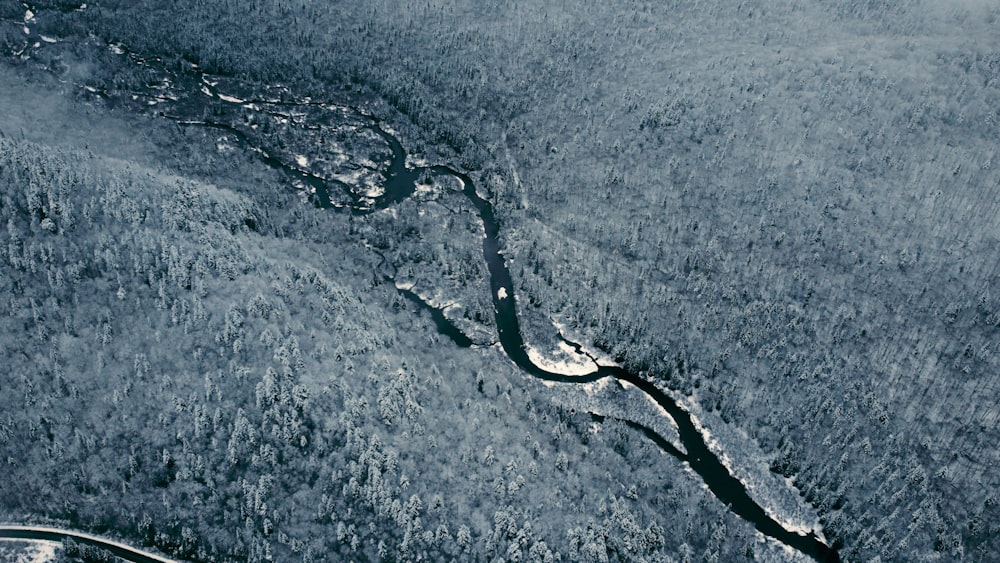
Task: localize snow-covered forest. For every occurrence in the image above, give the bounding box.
[2,1,998,561]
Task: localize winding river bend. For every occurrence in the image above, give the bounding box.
[171,80,839,562]
[361,126,840,563]
[0,526,174,563]
[7,14,839,556]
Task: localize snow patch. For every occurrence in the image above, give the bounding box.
[331,168,364,185]
[31,541,58,562]
[414,182,436,197]
[200,85,212,97]
[580,377,611,396]
[407,155,430,168]
[6,540,60,563]
[295,155,309,167]
[525,344,598,376]
[361,182,386,199]
[497,287,508,300]
[218,93,244,104]
[109,44,124,55]
[552,319,618,367]
[39,35,57,43]
[0,526,174,562]
[25,10,34,21]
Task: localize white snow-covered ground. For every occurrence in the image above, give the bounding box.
[0,539,58,563]
[525,340,598,376]
[552,319,618,367]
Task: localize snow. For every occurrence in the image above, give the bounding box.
[217,93,244,104]
[109,44,124,55]
[332,168,365,185]
[295,155,309,167]
[24,10,34,21]
[361,182,386,199]
[23,26,29,34]
[0,526,174,562]
[580,377,611,395]
[39,35,57,43]
[552,319,619,367]
[679,396,827,543]
[497,287,508,300]
[31,541,57,562]
[11,540,59,562]
[618,379,682,437]
[200,86,213,97]
[525,343,598,376]
[414,182,436,197]
[394,281,416,291]
[407,155,431,168]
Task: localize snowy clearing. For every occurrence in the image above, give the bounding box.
[525,342,598,376]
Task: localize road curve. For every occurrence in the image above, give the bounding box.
[0,525,176,563]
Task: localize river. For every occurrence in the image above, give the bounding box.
[365,120,841,563]
[168,93,838,561]
[7,14,840,560]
